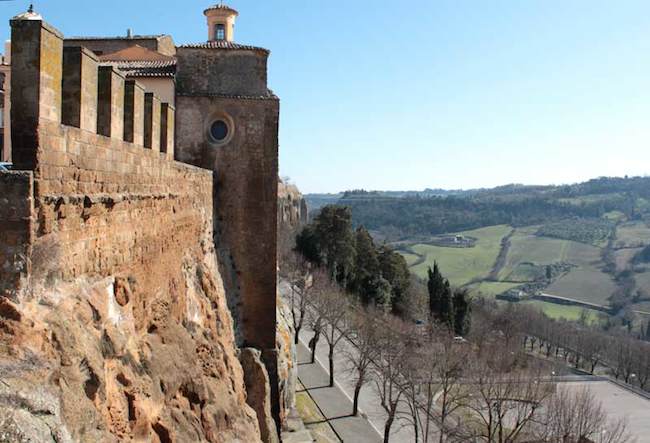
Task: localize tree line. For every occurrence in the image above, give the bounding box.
[281,205,636,442]
[281,258,633,442]
[335,176,650,239]
[295,205,411,313]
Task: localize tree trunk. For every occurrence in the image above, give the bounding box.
[294,326,301,345]
[384,414,395,443]
[310,332,319,364]
[353,381,363,416]
[329,347,335,387]
[413,415,419,443]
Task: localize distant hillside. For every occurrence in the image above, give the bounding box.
[306,176,650,238]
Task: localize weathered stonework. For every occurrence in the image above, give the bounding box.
[0,171,33,299]
[160,102,175,159]
[97,65,125,138]
[1,14,266,442]
[123,80,145,145]
[10,18,63,170]
[143,92,161,151]
[176,35,281,430]
[241,348,280,443]
[62,46,98,132]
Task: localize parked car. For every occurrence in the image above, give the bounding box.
[0,162,12,172]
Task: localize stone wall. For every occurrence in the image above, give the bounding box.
[64,35,176,57]
[176,47,269,97]
[31,119,210,283]
[0,171,33,298]
[0,16,262,442]
[176,41,281,432]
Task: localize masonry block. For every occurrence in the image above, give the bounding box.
[124,80,145,146]
[10,17,63,170]
[62,46,98,132]
[144,93,161,152]
[160,103,175,159]
[97,66,125,139]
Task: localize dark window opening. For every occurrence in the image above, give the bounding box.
[216,24,226,40]
[210,120,229,142]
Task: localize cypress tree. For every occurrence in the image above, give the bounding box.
[452,288,471,336]
[427,262,445,318]
[439,280,454,329]
[427,262,454,328]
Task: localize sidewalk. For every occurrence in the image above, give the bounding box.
[297,341,382,443]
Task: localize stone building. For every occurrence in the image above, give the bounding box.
[174,5,281,425]
[0,2,283,439]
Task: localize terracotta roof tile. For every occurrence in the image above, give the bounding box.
[66,34,167,41]
[176,89,278,100]
[204,4,238,15]
[179,40,269,54]
[100,59,176,78]
[99,45,175,62]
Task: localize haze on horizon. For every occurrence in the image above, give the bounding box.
[2,0,649,193]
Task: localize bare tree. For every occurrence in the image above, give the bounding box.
[343,306,381,416]
[313,280,353,387]
[432,333,473,443]
[283,252,313,345]
[306,307,324,364]
[373,316,411,443]
[535,386,633,443]
[464,362,555,443]
[610,335,636,383]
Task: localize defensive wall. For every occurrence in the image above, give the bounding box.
[2,17,211,299]
[0,12,285,441]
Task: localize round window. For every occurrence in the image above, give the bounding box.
[210,120,229,142]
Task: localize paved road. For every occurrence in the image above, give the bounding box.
[557,380,650,438]
[297,323,419,443]
[297,342,382,443]
[281,277,434,443]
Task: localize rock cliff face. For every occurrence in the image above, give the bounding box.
[278,180,308,229]
[276,179,306,428]
[0,244,261,442]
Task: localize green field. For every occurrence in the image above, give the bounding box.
[401,252,421,267]
[615,221,650,249]
[614,248,641,272]
[520,300,601,323]
[468,281,522,297]
[546,268,616,307]
[603,211,627,222]
[498,230,571,282]
[635,271,650,295]
[401,222,620,314]
[406,225,512,286]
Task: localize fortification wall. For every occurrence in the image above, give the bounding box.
[31,119,211,283]
[0,16,261,442]
[0,171,32,298]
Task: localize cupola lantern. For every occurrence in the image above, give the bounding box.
[204,3,238,42]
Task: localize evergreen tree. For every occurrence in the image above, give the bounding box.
[351,226,380,302]
[372,276,393,311]
[377,246,411,314]
[439,280,454,329]
[312,205,356,285]
[452,288,471,336]
[427,262,454,328]
[427,262,446,317]
[295,225,321,265]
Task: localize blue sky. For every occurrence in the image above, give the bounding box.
[3,1,650,193]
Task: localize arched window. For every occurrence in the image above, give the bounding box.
[215,24,226,40]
